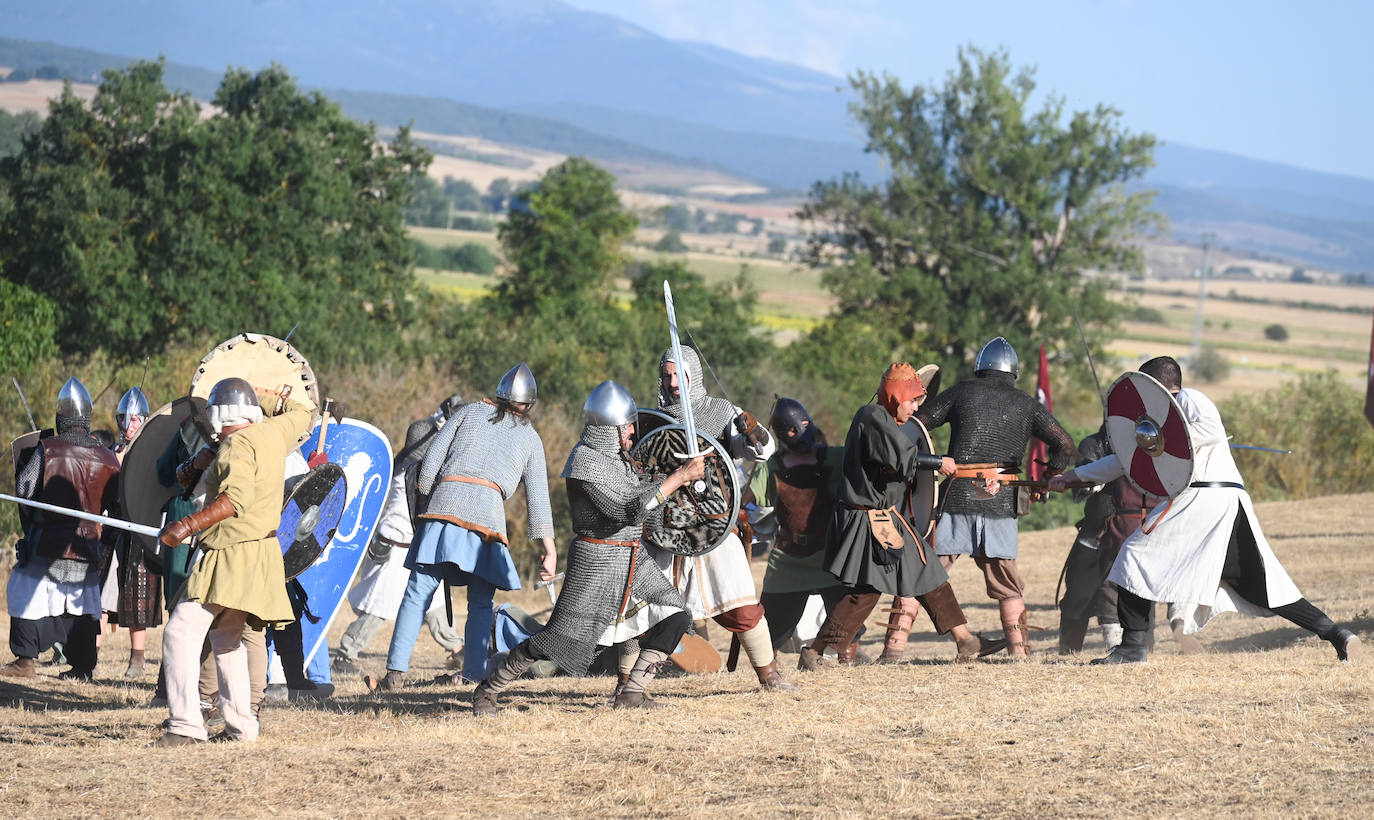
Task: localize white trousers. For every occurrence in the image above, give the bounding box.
[163,601,257,741]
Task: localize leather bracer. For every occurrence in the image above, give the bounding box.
[159,493,237,547]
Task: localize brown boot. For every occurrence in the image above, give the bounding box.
[608,672,630,704]
[612,690,663,710]
[125,649,147,679]
[152,732,205,747]
[0,657,37,678]
[365,669,404,692]
[613,648,670,709]
[754,661,796,691]
[1170,619,1206,655]
[955,633,1009,662]
[797,642,834,672]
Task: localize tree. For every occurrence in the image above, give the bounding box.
[796,47,1159,384]
[0,110,40,158]
[0,60,430,367]
[654,230,688,253]
[767,235,787,255]
[484,178,513,213]
[0,270,58,376]
[447,242,498,275]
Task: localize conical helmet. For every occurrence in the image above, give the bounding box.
[583,380,636,428]
[974,337,1019,379]
[116,386,151,437]
[495,363,537,405]
[56,377,93,428]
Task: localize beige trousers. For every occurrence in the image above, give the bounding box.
[199,625,267,711]
[163,601,257,741]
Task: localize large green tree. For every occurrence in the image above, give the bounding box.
[0,60,429,367]
[793,47,1159,409]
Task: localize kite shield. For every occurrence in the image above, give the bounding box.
[1105,372,1194,498]
[631,423,740,557]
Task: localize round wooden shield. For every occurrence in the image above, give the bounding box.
[631,423,740,557]
[189,333,320,419]
[278,462,348,579]
[916,363,941,404]
[118,397,207,573]
[633,407,677,446]
[899,418,940,538]
[1105,371,1194,498]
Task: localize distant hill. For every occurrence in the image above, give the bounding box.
[3,0,1374,273]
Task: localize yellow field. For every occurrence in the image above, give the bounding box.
[1,492,1371,817]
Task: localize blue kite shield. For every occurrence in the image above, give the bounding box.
[292,417,393,668]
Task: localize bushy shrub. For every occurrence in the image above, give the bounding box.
[1130,306,1166,323]
[446,242,498,275]
[1190,345,1230,383]
[653,230,688,253]
[1220,371,1374,501]
[1264,323,1289,341]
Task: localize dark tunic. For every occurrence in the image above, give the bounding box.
[823,405,949,597]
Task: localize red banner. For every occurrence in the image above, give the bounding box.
[1029,345,1052,481]
[1365,308,1374,430]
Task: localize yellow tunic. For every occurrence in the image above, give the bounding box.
[179,400,313,625]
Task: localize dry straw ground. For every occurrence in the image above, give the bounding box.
[2,493,1372,818]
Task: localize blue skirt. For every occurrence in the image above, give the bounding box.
[406,521,522,591]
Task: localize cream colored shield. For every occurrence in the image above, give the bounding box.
[190,333,319,414]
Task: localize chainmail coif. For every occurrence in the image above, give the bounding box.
[658,346,735,438]
[916,371,1073,518]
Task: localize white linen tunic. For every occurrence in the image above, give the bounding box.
[346,469,443,619]
[1074,387,1301,633]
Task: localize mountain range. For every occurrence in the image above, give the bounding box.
[2,0,1373,273]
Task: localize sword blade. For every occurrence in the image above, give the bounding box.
[664,281,702,457]
[1229,443,1292,455]
[0,493,162,538]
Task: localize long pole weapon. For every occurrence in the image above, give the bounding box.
[1072,307,1106,410]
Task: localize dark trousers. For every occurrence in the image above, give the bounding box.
[1058,537,1102,623]
[10,613,100,672]
[760,587,847,650]
[1118,509,1336,641]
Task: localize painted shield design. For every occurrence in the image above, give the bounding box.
[190,333,320,426]
[631,423,740,557]
[278,462,348,580]
[292,417,393,667]
[118,397,204,573]
[633,407,677,446]
[1105,372,1194,498]
[899,417,940,538]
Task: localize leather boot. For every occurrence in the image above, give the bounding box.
[878,596,918,664]
[472,642,536,716]
[1327,628,1364,663]
[754,661,796,691]
[614,649,669,709]
[1058,618,1089,655]
[955,633,1008,662]
[0,657,37,678]
[797,642,833,672]
[1089,629,1148,665]
[608,672,630,704]
[125,649,147,679]
[365,669,404,692]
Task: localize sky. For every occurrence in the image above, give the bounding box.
[570,0,1374,181]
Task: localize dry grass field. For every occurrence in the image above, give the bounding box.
[2,493,1371,818]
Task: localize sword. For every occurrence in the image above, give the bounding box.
[535,572,564,606]
[664,281,706,492]
[1229,443,1291,455]
[0,493,162,538]
[1072,306,1107,410]
[12,377,37,432]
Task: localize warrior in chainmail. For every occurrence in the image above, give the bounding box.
[372,365,556,691]
[636,345,795,691]
[917,337,1074,658]
[3,378,119,682]
[474,381,700,714]
[333,397,465,677]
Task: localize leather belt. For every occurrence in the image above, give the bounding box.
[441,475,502,492]
[578,536,640,547]
[1189,481,1244,490]
[779,532,810,546]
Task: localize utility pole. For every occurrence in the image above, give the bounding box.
[1190,233,1215,364]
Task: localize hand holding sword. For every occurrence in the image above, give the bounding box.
[663,280,706,493]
